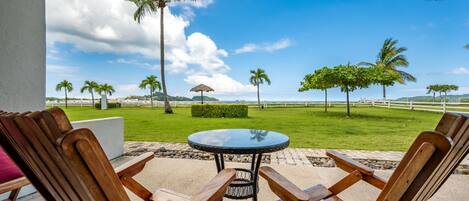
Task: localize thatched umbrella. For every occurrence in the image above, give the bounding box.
[190,84,214,104]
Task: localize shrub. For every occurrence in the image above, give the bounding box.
[95,102,122,109]
[191,104,248,118]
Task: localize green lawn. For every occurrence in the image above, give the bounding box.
[62,106,442,151]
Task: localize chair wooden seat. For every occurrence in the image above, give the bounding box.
[260,113,469,201]
[0,108,236,201]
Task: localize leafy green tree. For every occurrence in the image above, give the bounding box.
[56,80,73,108]
[97,83,116,97]
[250,68,271,109]
[139,75,162,108]
[129,0,174,114]
[299,67,335,112]
[332,64,373,116]
[80,80,99,106]
[359,38,416,99]
[465,44,469,49]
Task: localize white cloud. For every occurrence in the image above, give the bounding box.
[108,58,158,70]
[234,38,292,54]
[185,74,256,94]
[47,64,80,74]
[46,0,226,74]
[46,0,254,95]
[450,67,469,74]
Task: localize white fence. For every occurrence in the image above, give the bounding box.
[46,99,372,108]
[46,99,469,114]
[369,100,469,114]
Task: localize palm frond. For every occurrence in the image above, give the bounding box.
[396,70,416,84]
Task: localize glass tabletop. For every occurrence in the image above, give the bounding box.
[188,129,289,154]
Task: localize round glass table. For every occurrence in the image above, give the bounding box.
[188,129,289,200]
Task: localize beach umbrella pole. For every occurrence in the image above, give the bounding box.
[201,91,204,104]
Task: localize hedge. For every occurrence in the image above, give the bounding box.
[191,104,248,118]
[95,102,122,109]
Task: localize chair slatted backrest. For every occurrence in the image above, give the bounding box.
[41,108,131,201]
[376,131,452,201]
[434,113,467,138]
[414,115,469,201]
[27,111,94,200]
[0,113,61,200]
[0,109,131,201]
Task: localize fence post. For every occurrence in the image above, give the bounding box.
[387,101,391,109]
[443,101,446,113]
[409,101,413,110]
[372,100,375,107]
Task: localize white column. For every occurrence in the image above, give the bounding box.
[0,0,45,199]
[0,0,46,112]
[101,95,108,110]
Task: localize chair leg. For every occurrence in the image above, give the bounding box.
[7,188,21,201]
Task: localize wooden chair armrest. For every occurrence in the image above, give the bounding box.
[259,166,310,201]
[326,150,374,176]
[0,177,29,194]
[191,168,236,201]
[115,152,154,177]
[115,152,154,201]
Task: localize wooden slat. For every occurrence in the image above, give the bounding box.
[0,177,29,194]
[377,131,452,201]
[327,170,362,195]
[59,128,130,201]
[0,115,62,200]
[416,117,469,201]
[381,142,436,201]
[13,116,73,200]
[326,150,374,175]
[259,166,311,201]
[191,168,236,201]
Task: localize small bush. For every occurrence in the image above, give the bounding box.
[95,102,122,109]
[191,104,248,118]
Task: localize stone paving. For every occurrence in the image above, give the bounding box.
[125,141,469,167]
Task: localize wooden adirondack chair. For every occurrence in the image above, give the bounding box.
[0,146,29,201]
[259,113,469,201]
[0,108,236,201]
[0,110,29,201]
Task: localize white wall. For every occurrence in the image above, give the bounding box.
[0,0,46,112]
[72,117,125,160]
[0,0,46,199]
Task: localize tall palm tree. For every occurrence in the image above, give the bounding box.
[250,68,271,109]
[139,75,162,108]
[359,38,416,99]
[56,80,73,108]
[426,85,437,104]
[129,0,173,114]
[80,80,99,106]
[97,83,116,97]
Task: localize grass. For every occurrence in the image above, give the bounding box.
[62,106,442,151]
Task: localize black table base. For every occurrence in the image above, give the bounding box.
[214,153,263,201]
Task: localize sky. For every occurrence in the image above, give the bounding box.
[45,0,469,101]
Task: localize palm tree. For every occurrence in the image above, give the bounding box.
[56,80,73,108]
[465,44,469,49]
[359,38,416,99]
[426,85,438,104]
[139,75,162,108]
[80,80,99,106]
[250,68,271,109]
[97,83,116,97]
[129,0,173,114]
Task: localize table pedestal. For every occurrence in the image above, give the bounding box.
[214,153,263,201]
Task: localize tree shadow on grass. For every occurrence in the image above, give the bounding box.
[307,110,414,122]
